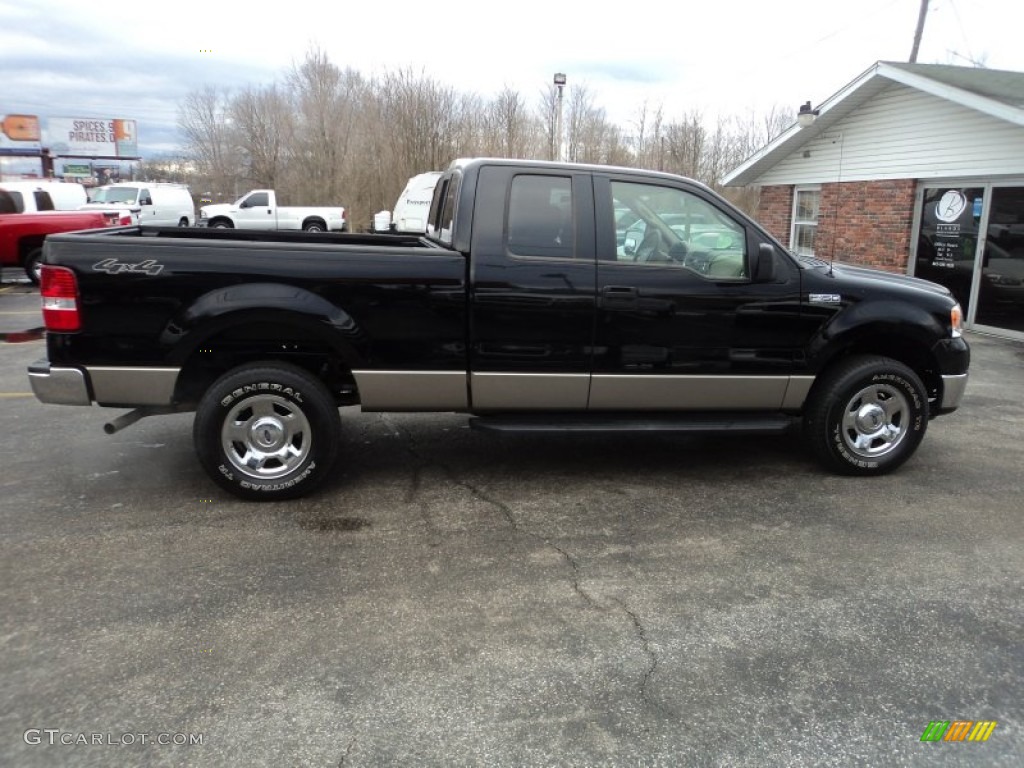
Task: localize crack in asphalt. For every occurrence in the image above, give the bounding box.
[611,597,665,713]
[377,414,662,711]
[337,735,356,767]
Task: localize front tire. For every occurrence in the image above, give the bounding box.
[193,362,341,500]
[803,355,928,475]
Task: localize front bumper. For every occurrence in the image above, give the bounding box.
[931,336,970,415]
[939,373,969,412]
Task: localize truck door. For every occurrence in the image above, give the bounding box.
[235,191,274,229]
[590,173,807,410]
[468,165,597,410]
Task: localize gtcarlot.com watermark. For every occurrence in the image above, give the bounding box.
[24,729,204,747]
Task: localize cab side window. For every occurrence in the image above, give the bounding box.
[34,191,54,211]
[246,192,269,207]
[508,175,573,259]
[0,191,22,213]
[611,181,748,279]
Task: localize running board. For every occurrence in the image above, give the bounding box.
[469,412,797,435]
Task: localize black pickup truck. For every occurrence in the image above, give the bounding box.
[29,158,969,500]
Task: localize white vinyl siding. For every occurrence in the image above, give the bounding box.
[759,83,1024,185]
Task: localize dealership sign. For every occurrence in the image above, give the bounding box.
[47,117,139,159]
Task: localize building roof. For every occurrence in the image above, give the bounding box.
[723,61,1024,186]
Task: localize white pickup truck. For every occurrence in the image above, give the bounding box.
[199,190,347,232]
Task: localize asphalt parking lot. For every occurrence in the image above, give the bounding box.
[1,279,1021,767]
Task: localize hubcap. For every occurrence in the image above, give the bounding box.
[221,394,311,480]
[840,383,909,459]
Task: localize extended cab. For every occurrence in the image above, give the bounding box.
[199,190,347,232]
[0,207,129,283]
[28,158,969,500]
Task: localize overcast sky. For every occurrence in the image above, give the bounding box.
[2,0,1023,157]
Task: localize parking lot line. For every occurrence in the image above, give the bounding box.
[0,393,34,398]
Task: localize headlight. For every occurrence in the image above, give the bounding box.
[950,303,963,338]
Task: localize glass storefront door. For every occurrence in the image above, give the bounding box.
[913,187,984,314]
[975,187,1024,333]
[913,182,1024,338]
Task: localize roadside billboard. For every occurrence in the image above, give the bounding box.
[0,114,43,156]
[47,117,139,158]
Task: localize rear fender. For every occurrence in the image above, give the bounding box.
[160,283,366,368]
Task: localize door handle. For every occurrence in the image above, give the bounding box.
[600,286,639,308]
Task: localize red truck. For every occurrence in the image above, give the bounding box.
[0,207,129,284]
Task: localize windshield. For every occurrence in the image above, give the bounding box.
[90,186,138,204]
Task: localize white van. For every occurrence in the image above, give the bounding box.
[84,182,195,227]
[0,181,88,212]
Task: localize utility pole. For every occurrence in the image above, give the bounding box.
[553,73,566,162]
[909,0,929,63]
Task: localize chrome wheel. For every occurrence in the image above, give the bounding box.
[221,394,312,480]
[839,383,909,459]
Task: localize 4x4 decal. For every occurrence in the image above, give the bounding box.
[93,258,164,276]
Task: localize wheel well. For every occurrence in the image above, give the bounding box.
[812,335,943,412]
[173,321,359,407]
[302,217,326,230]
[18,237,44,263]
[208,217,233,228]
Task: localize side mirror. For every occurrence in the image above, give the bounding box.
[239,200,250,209]
[624,236,637,256]
[754,243,777,282]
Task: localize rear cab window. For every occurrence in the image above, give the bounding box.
[507,175,574,260]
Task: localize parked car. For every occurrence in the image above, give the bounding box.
[199,190,346,232]
[28,158,969,500]
[83,182,195,227]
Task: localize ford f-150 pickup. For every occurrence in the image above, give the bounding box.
[199,189,347,232]
[28,158,970,500]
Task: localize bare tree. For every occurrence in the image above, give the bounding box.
[487,86,534,158]
[286,47,364,205]
[178,85,241,199]
[230,84,294,189]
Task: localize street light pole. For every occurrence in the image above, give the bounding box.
[554,73,566,162]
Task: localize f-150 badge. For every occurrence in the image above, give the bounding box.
[809,293,842,304]
[93,258,164,276]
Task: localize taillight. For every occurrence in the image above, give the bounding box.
[101,211,131,226]
[40,266,81,332]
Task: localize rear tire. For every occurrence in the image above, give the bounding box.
[178,218,189,227]
[302,219,326,232]
[24,247,42,285]
[803,355,927,475]
[193,362,341,500]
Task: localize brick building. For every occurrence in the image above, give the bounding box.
[725,61,1024,339]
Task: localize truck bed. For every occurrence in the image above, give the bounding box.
[40,225,467,373]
